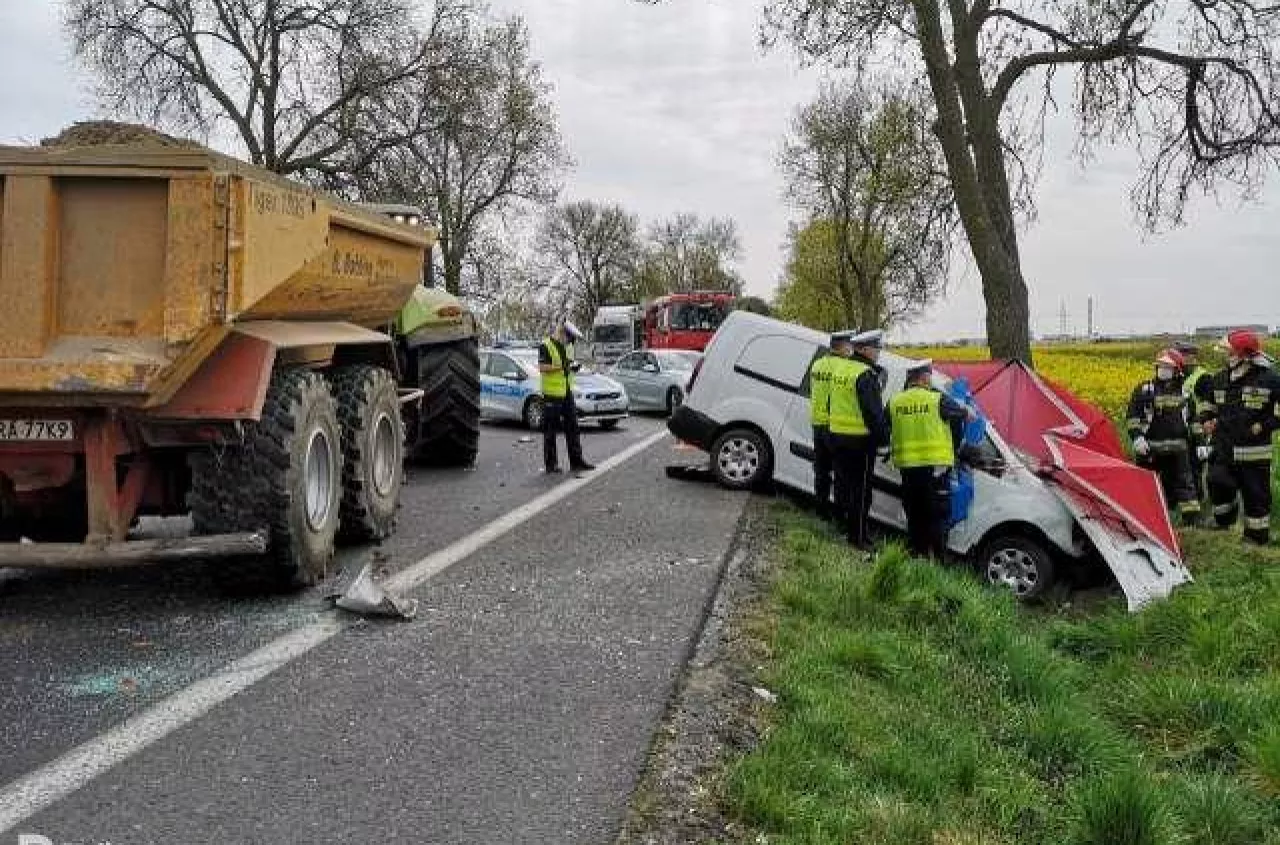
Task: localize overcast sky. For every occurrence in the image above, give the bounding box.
[5,0,1279,341]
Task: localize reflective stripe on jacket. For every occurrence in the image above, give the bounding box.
[889,387,955,469]
[828,357,871,436]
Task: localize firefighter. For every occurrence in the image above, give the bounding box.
[539,320,595,474]
[1200,329,1280,544]
[1174,340,1212,500]
[828,329,890,550]
[1125,349,1201,527]
[887,360,968,560]
[807,331,854,521]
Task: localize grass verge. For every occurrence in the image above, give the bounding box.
[724,504,1280,844]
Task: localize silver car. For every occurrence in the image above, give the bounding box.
[480,347,630,430]
[609,350,702,415]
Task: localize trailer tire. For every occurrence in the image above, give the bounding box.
[332,365,403,542]
[412,338,480,467]
[195,368,342,593]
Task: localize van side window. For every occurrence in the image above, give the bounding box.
[734,335,819,394]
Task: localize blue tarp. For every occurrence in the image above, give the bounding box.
[945,377,988,526]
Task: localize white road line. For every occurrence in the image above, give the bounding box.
[0,429,670,834]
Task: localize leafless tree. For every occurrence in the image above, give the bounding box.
[64,0,464,179]
[761,0,1280,362]
[540,201,642,324]
[780,76,955,330]
[642,213,744,295]
[359,13,568,295]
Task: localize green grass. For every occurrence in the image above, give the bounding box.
[723,505,1280,844]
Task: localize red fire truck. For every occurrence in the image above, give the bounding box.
[642,292,735,352]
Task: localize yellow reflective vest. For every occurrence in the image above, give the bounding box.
[808,355,836,427]
[541,337,572,399]
[889,387,955,469]
[828,357,871,436]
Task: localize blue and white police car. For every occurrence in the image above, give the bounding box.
[480,346,630,430]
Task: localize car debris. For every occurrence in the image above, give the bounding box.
[327,560,418,621]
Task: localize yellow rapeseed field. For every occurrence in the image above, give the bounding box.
[901,339,1280,419]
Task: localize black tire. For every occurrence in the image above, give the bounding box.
[978,533,1056,601]
[523,395,546,430]
[665,387,684,416]
[599,419,620,431]
[194,368,342,593]
[412,338,480,466]
[332,365,404,543]
[710,428,773,491]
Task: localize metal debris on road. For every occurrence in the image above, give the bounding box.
[328,561,418,621]
[664,464,714,483]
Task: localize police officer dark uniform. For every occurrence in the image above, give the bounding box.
[1126,349,1201,527]
[807,331,854,521]
[538,320,595,474]
[827,329,890,549]
[888,359,968,560]
[1199,330,1280,544]
[1175,340,1212,500]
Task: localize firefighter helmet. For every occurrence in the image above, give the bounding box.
[1224,329,1263,357]
[1154,348,1185,372]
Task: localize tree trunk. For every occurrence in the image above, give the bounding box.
[911,0,1034,365]
[442,243,463,295]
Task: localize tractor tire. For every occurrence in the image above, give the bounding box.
[332,365,404,543]
[194,368,342,594]
[412,338,480,467]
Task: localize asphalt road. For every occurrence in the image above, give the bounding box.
[0,415,748,844]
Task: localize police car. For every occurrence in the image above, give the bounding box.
[480,346,630,430]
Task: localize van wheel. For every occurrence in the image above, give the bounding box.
[979,533,1055,600]
[710,428,772,491]
[665,387,684,416]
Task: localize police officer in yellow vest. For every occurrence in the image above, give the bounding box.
[807,331,853,521]
[828,329,890,549]
[539,320,595,474]
[888,359,968,560]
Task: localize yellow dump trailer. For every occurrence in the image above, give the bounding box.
[0,145,434,590]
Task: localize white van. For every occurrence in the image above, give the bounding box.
[668,311,1089,598]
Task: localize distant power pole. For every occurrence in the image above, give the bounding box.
[1059,300,1069,338]
[1087,297,1094,339]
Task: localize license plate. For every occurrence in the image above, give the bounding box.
[0,419,75,441]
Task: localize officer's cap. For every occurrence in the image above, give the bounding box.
[905,358,933,377]
[563,320,583,341]
[849,329,884,349]
[829,329,857,346]
[1173,340,1199,355]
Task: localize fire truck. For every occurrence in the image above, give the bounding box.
[590,292,734,363]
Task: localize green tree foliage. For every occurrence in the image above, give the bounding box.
[775,219,885,331]
[779,77,954,332]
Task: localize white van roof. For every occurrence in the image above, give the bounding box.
[717,311,925,376]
